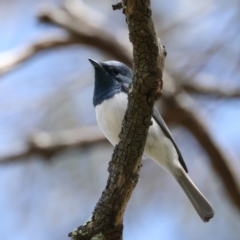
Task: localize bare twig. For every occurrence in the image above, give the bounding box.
[0,126,106,163]
[0,1,131,77]
[38,5,132,66]
[112,2,124,10]
[0,34,78,75]
[64,0,106,25]
[182,82,240,98]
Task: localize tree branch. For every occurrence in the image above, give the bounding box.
[0,126,106,163]
[0,34,78,75]
[182,82,240,98]
[68,1,165,239]
[0,0,132,77]
[38,5,132,66]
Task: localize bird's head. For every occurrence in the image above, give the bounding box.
[89,59,132,106]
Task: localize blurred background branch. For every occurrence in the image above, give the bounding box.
[38,3,132,66]
[0,126,106,163]
[0,34,78,74]
[181,82,240,98]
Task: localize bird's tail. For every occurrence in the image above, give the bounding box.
[173,169,214,222]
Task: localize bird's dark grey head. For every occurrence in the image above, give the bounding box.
[89,59,132,106]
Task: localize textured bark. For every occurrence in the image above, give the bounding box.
[68,1,165,239]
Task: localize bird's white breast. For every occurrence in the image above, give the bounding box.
[95,92,181,172]
[95,93,128,146]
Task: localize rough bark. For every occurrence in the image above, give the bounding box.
[68,1,166,239]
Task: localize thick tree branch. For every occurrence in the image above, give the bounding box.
[68,1,165,239]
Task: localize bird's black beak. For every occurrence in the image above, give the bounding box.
[88,59,105,71]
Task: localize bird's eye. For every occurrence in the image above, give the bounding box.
[112,68,119,75]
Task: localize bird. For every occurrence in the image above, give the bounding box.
[89,58,214,222]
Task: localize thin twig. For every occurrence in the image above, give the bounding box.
[0,126,106,163]
[112,2,124,10]
[38,6,132,66]
[182,82,240,98]
[0,34,78,75]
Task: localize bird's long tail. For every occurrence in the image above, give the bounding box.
[174,169,214,222]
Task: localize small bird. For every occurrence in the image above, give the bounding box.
[89,59,214,222]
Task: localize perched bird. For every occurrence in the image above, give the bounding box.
[89,59,214,222]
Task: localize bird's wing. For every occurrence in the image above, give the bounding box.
[121,85,188,173]
[152,108,188,173]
